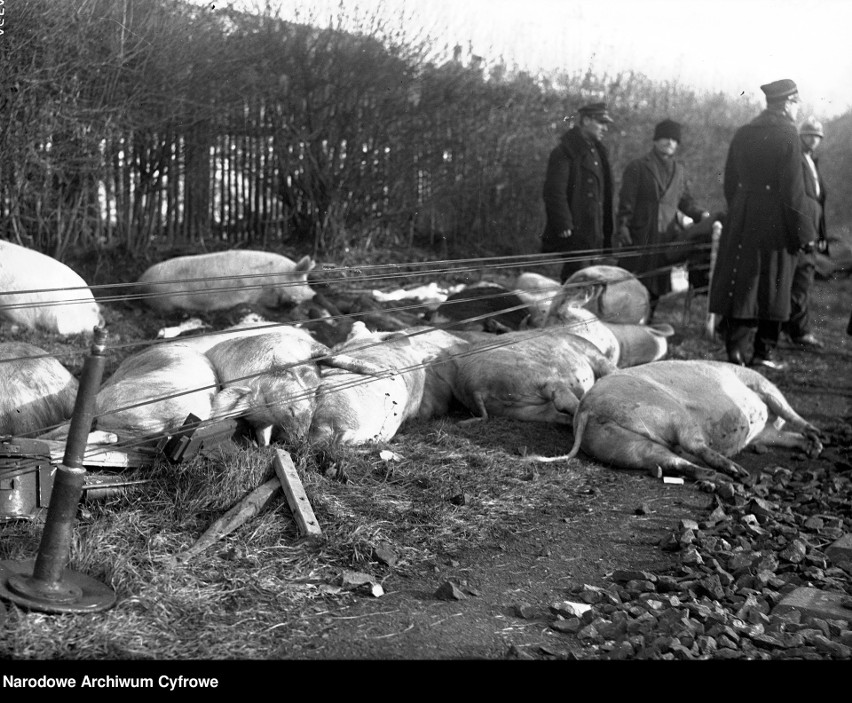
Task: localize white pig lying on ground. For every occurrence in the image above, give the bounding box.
[137,250,316,313]
[0,240,103,337]
[527,360,822,481]
[544,283,673,367]
[309,323,438,445]
[561,265,651,324]
[0,342,78,437]
[205,326,391,446]
[446,327,616,424]
[91,343,253,443]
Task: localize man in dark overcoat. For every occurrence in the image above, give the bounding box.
[616,119,709,318]
[783,116,828,349]
[708,79,818,370]
[541,102,615,283]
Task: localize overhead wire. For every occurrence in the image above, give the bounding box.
[0,239,714,312]
[1,239,720,474]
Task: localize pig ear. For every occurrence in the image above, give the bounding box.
[211,386,254,417]
[649,323,676,337]
[296,255,316,272]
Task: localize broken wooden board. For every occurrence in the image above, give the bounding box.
[273,449,322,538]
[177,477,281,561]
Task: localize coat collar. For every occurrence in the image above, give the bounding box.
[751,109,798,133]
[561,126,610,158]
[639,150,678,192]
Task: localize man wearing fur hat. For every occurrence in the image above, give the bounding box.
[708,79,818,370]
[783,116,828,349]
[541,102,616,283]
[615,118,709,318]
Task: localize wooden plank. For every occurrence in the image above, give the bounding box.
[273,449,322,538]
[43,440,156,470]
[178,478,281,562]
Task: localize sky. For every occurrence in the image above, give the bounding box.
[212,0,852,118]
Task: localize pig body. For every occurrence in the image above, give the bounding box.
[0,240,103,336]
[513,272,562,327]
[532,360,822,480]
[205,329,325,446]
[92,343,251,442]
[449,327,616,424]
[0,342,78,437]
[309,325,427,445]
[205,325,394,446]
[543,273,670,367]
[431,284,528,332]
[137,250,316,313]
[545,303,673,367]
[397,327,471,419]
[561,265,650,324]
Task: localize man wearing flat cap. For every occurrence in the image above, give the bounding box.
[541,102,615,282]
[709,79,818,370]
[616,118,709,318]
[782,116,829,349]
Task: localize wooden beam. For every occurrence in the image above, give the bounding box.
[178,478,281,562]
[273,449,322,538]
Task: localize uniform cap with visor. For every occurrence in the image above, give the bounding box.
[577,102,614,124]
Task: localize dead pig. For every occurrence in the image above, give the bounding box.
[448,327,616,424]
[0,342,78,437]
[0,240,103,337]
[205,326,390,446]
[137,250,316,313]
[528,360,822,481]
[308,324,429,445]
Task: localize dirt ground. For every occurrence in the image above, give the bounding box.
[259,276,852,661]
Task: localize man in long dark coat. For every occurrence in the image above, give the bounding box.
[708,79,818,370]
[783,116,828,349]
[541,102,615,283]
[616,119,709,318]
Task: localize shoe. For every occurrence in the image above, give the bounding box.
[750,357,787,371]
[792,333,824,349]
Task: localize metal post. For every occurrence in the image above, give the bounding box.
[0,327,117,613]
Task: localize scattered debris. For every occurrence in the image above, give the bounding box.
[434,580,468,601]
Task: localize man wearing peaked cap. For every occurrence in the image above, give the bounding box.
[760,78,800,103]
[541,101,615,282]
[616,118,709,318]
[708,79,818,371]
[783,116,829,349]
[577,102,614,124]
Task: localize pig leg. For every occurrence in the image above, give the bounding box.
[752,393,823,456]
[458,391,491,423]
[256,424,273,447]
[525,417,723,480]
[751,422,823,458]
[582,420,736,481]
[320,353,394,378]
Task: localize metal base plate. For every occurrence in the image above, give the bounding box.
[0,559,116,614]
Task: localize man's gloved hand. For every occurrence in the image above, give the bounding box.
[615,225,632,248]
[558,228,572,239]
[817,239,829,254]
